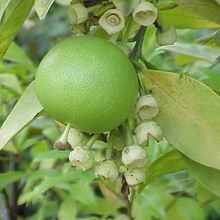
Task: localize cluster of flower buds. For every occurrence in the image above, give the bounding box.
[55,94,163,189]
[98,0,158,35]
[67,1,160,39]
[135,94,162,146]
[121,145,147,186]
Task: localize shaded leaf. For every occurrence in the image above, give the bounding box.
[0,0,34,59]
[165,197,206,220]
[0,171,25,190]
[147,150,186,183]
[33,150,70,163]
[184,155,220,197]
[4,42,35,72]
[140,70,220,169]
[0,82,43,150]
[58,197,77,220]
[18,172,91,204]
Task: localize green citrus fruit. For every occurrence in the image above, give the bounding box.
[35,36,138,133]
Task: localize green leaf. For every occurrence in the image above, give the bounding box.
[184,156,220,197]
[178,0,220,25]
[35,0,55,20]
[165,197,206,220]
[33,150,70,163]
[4,42,35,72]
[58,197,77,220]
[0,82,43,150]
[0,0,11,21]
[147,150,186,183]
[0,73,22,95]
[0,0,34,59]
[18,172,89,204]
[160,0,220,29]
[140,70,220,170]
[0,171,25,190]
[158,42,220,63]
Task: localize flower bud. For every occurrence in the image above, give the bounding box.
[68,3,88,24]
[95,160,118,180]
[156,27,177,46]
[54,124,71,150]
[124,168,145,186]
[112,0,140,16]
[133,1,157,26]
[67,128,88,149]
[69,147,94,171]
[122,145,147,169]
[135,122,163,146]
[136,94,159,120]
[98,9,125,35]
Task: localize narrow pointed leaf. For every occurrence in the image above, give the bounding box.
[0,82,43,150]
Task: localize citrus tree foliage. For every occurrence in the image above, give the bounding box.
[1,0,220,219]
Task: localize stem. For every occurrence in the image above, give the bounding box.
[140,54,157,70]
[129,26,147,61]
[106,131,113,160]
[127,188,135,220]
[125,119,134,146]
[9,153,18,220]
[121,15,133,46]
[85,133,100,148]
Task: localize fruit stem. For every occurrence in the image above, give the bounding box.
[129,26,147,61]
[121,15,133,46]
[85,133,100,148]
[106,131,114,159]
[125,119,134,146]
[140,54,157,70]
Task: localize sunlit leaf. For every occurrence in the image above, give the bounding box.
[0,82,43,150]
[0,0,34,59]
[0,73,22,95]
[158,42,220,63]
[141,70,220,170]
[0,0,11,21]
[35,0,55,20]
[160,0,220,29]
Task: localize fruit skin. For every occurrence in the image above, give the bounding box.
[35,36,138,133]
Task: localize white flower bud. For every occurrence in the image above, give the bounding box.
[67,128,89,149]
[98,9,125,35]
[135,122,163,146]
[95,160,118,180]
[136,95,159,120]
[112,0,140,16]
[124,168,145,186]
[69,147,93,171]
[54,123,71,150]
[156,27,177,46]
[122,145,147,169]
[68,3,88,24]
[133,1,157,26]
